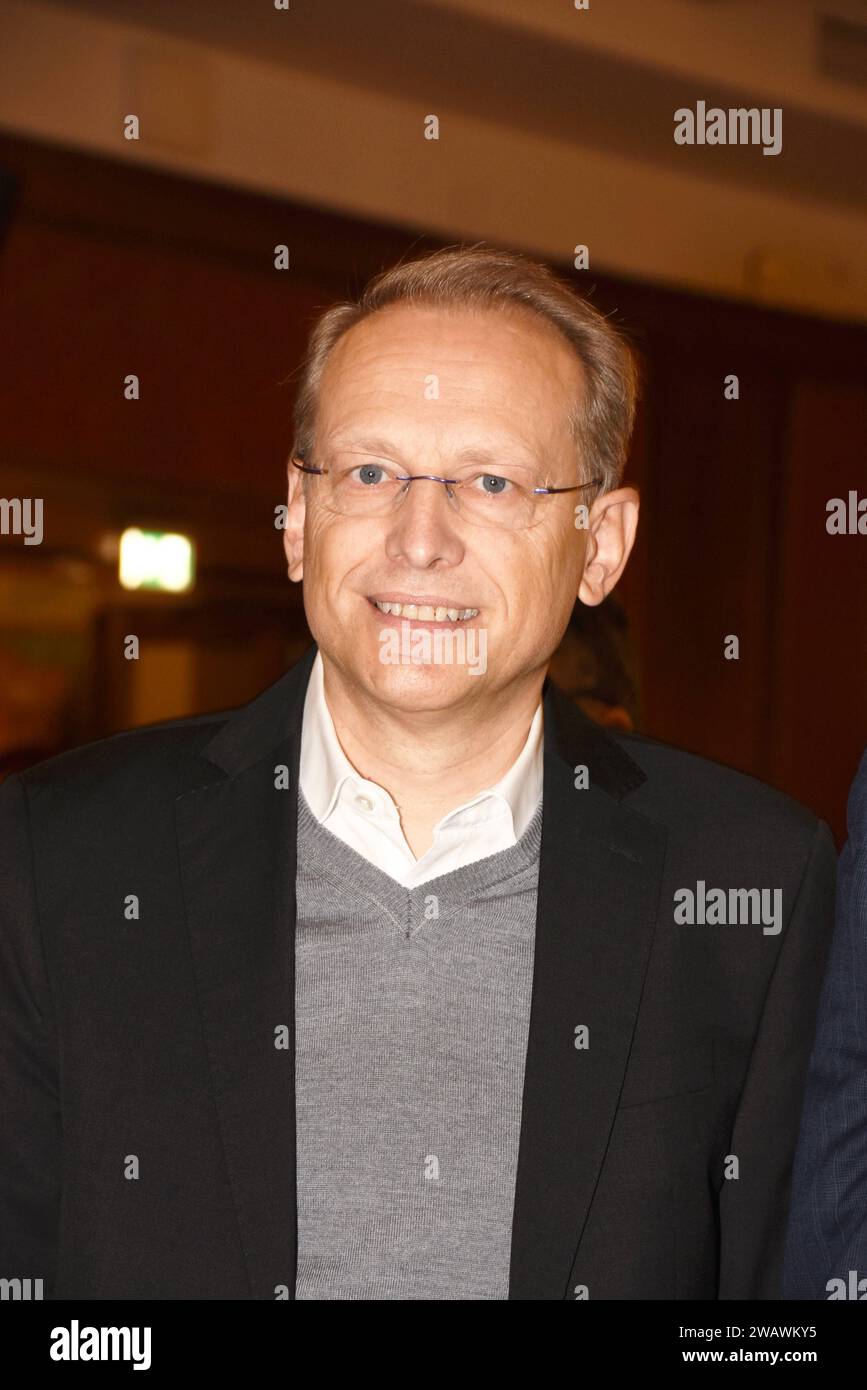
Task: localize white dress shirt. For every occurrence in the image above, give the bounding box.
[298,650,544,887]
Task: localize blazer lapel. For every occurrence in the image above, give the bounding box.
[508,681,667,1299]
[174,642,317,1299]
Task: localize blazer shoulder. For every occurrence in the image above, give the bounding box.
[16,708,235,806]
[608,726,827,845]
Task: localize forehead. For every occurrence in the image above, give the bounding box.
[317,301,584,448]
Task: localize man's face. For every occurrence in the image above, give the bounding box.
[284,301,625,713]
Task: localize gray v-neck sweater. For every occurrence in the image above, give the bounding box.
[293,784,544,1300]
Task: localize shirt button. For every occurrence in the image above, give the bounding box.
[355,794,374,812]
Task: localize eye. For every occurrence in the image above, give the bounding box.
[352,462,387,487]
[338,456,401,486]
[474,473,512,496]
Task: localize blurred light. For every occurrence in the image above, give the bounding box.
[118,528,195,592]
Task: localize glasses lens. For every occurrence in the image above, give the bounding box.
[324,455,402,515]
[454,467,537,529]
[317,453,542,530]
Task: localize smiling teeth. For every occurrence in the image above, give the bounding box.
[373,600,479,621]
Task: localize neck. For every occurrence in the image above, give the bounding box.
[320,658,545,857]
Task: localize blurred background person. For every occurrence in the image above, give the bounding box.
[547,593,639,732]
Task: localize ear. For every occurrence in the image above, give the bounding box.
[578,486,640,606]
[283,460,306,582]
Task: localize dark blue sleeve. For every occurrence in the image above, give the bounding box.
[782,748,867,1300]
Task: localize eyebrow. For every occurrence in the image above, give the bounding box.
[327,436,402,458]
[328,436,538,468]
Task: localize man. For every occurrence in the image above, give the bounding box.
[0,245,836,1300]
[783,748,867,1300]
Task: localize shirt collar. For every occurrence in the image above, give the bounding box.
[299,649,543,839]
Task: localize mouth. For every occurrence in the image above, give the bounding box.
[366,595,480,626]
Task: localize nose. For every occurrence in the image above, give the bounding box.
[383,475,466,568]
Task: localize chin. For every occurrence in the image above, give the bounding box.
[364,660,484,708]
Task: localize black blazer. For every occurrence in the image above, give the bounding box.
[0,641,836,1300]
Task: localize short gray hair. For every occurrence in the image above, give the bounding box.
[290,243,640,494]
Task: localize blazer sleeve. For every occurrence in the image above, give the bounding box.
[717,814,838,1299]
[781,750,867,1300]
[0,772,61,1294]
